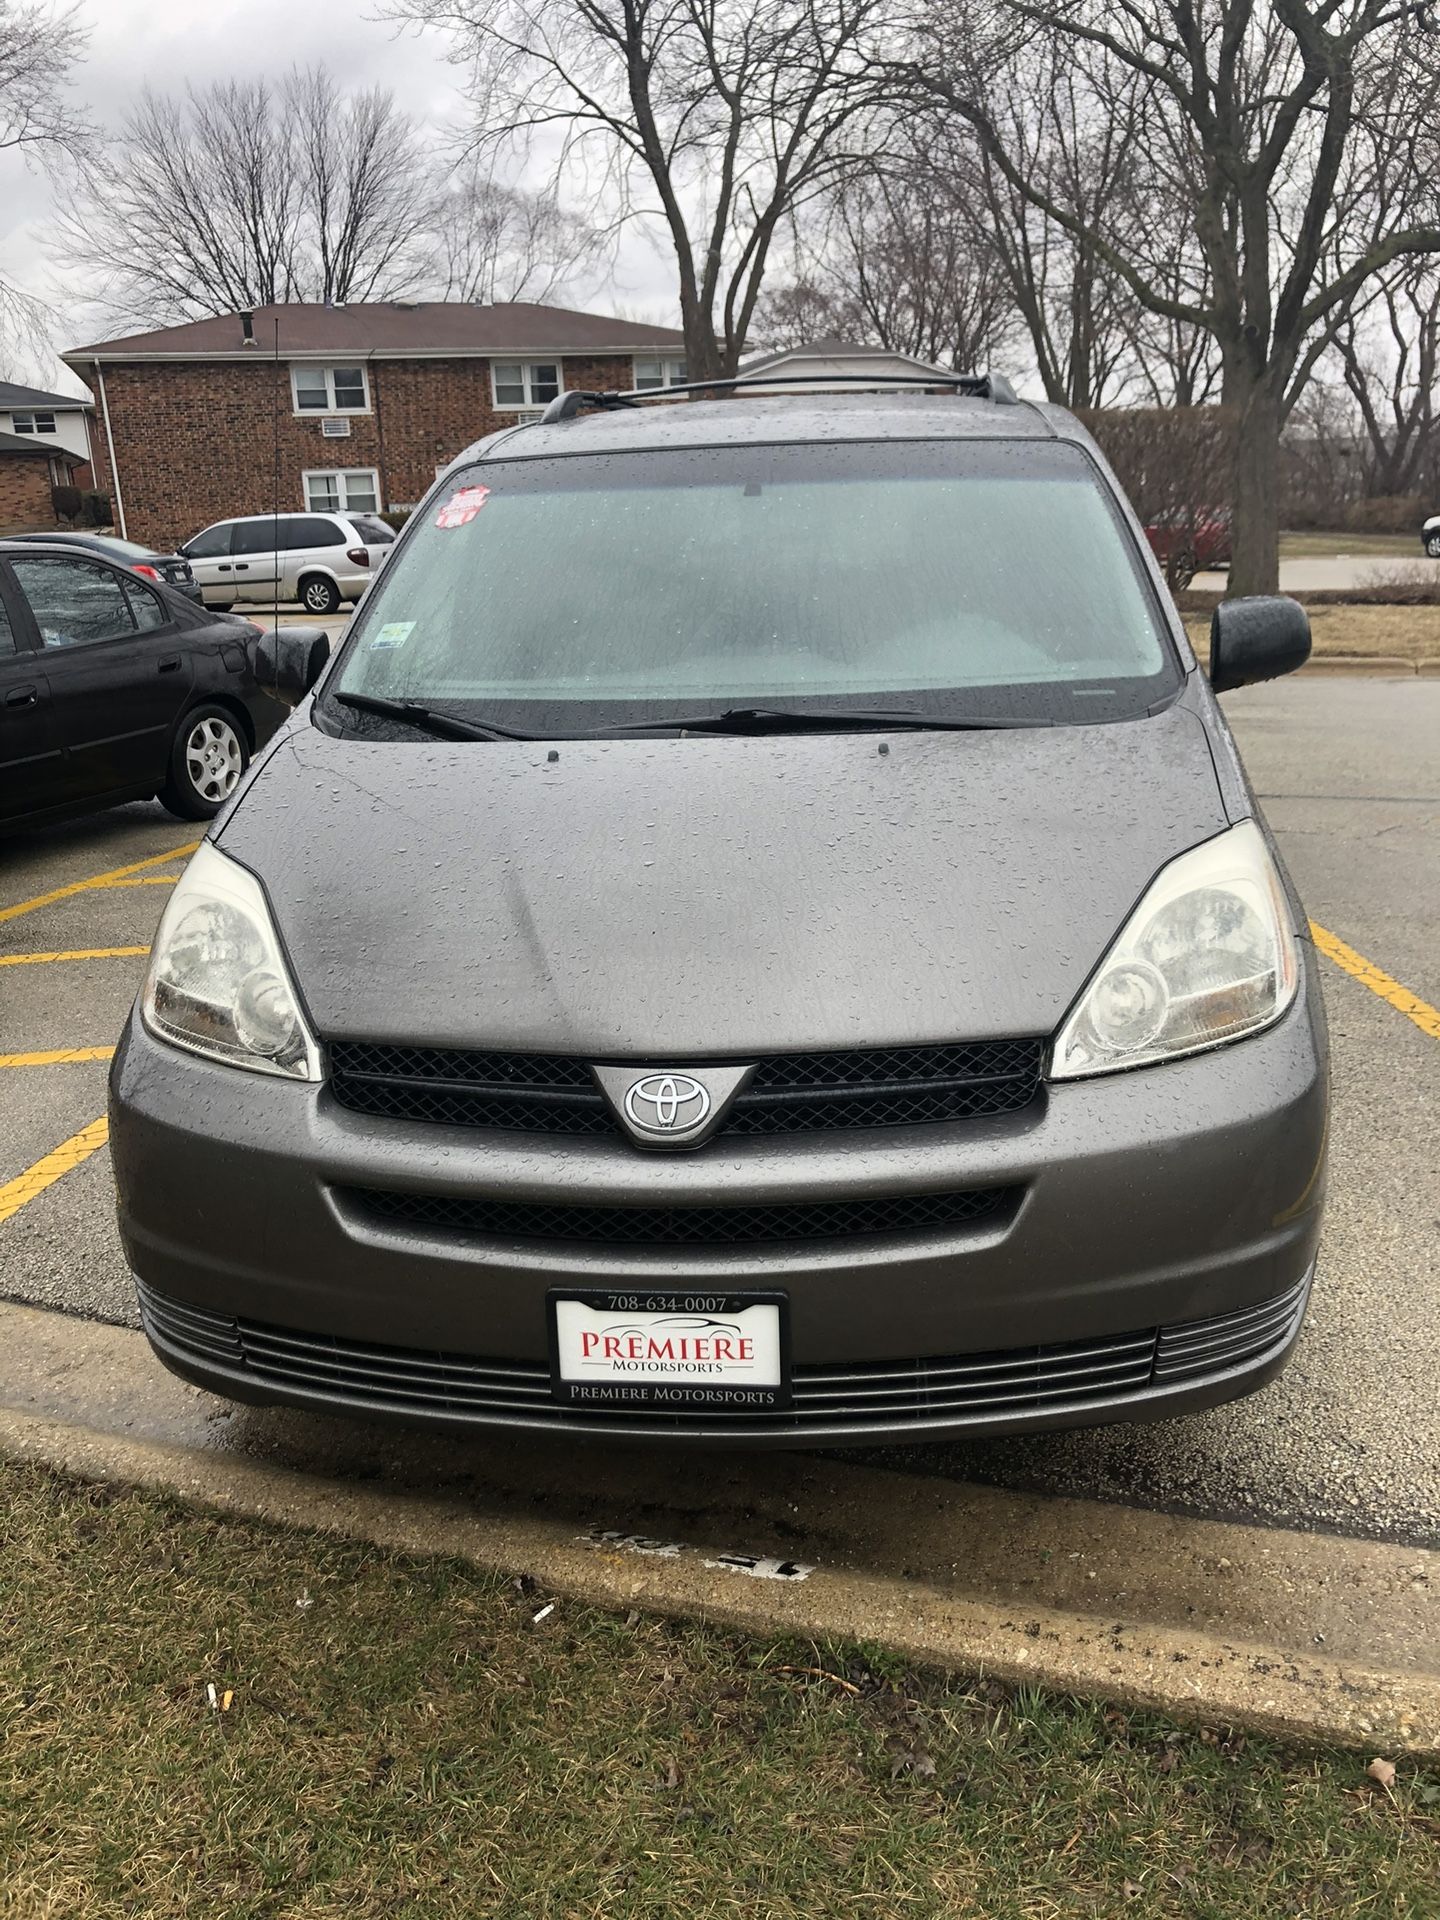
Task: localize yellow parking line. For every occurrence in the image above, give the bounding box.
[99,876,179,889]
[0,946,151,968]
[0,841,198,925]
[0,1047,117,1068]
[0,1117,109,1227]
[1310,922,1440,1042]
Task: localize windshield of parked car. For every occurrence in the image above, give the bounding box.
[325,437,1177,735]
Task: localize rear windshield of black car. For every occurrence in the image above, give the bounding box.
[325,438,1179,734]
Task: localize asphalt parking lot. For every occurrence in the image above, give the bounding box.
[1,679,1437,1547]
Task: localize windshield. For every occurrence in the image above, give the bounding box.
[325,438,1176,736]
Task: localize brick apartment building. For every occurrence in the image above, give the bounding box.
[61,303,688,550]
[0,431,87,537]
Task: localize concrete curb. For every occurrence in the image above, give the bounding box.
[2,1297,1437,1759]
[3,1404,1436,1756]
[1298,655,1421,676]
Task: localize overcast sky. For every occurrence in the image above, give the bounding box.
[1,0,679,392]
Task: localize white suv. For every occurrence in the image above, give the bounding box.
[179,512,396,615]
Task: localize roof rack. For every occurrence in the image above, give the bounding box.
[538,369,1019,424]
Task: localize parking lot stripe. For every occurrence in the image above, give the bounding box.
[0,946,151,968]
[0,1047,117,1068]
[0,1118,109,1227]
[1311,921,1440,1042]
[0,842,198,925]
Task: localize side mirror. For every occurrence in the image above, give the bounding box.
[1209,595,1311,693]
[254,625,331,708]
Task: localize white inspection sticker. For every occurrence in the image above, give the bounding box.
[369,621,415,650]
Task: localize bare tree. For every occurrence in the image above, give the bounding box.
[386,0,897,379]
[54,68,432,326]
[897,1,1440,595]
[291,69,431,306]
[755,148,1018,371]
[970,45,1150,410]
[1332,261,1440,502]
[0,0,89,373]
[749,273,854,348]
[430,162,603,303]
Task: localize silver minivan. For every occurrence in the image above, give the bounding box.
[179,511,394,616]
[112,377,1328,1447]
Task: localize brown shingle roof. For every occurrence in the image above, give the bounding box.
[65,301,686,362]
[0,379,92,410]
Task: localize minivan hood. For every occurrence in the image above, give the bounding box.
[217,700,1229,1054]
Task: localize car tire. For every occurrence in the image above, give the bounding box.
[207,601,235,614]
[299,575,342,615]
[159,705,250,820]
[1426,533,1440,559]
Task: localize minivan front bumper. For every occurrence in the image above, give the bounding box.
[110,960,1327,1445]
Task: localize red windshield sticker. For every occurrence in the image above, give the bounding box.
[435,484,491,528]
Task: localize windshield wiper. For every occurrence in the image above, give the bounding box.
[331,691,533,743]
[584,705,1048,737]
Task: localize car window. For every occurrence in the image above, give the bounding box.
[232,521,280,557]
[283,517,345,550]
[122,578,169,631]
[334,438,1177,733]
[350,515,395,545]
[184,523,232,559]
[0,593,15,656]
[10,556,137,649]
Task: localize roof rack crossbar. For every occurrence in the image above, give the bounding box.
[538,368,1019,425]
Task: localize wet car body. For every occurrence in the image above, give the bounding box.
[110,389,1328,1444]
[0,539,279,831]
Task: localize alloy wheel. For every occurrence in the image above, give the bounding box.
[304,579,339,613]
[184,715,244,803]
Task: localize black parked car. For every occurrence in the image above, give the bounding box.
[10,530,203,602]
[0,538,283,831]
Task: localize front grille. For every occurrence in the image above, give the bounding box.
[328,1037,1043,1140]
[137,1270,1311,1435]
[343,1183,1013,1246]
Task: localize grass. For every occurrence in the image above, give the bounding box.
[1183,602,1440,667]
[1278,531,1422,561]
[2,1460,1438,1917]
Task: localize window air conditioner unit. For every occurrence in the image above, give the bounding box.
[321,417,352,438]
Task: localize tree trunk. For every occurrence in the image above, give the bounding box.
[1226,374,1282,598]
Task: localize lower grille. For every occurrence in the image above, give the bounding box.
[327,1038,1044,1140]
[137,1272,1310,1435]
[343,1183,1013,1246]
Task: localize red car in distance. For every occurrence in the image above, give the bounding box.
[1144,509,1232,589]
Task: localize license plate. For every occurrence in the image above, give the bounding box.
[549,1289,790,1412]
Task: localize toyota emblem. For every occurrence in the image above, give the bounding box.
[623,1072,712,1134]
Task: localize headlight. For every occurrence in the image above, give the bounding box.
[1050,820,1298,1080]
[141,843,320,1080]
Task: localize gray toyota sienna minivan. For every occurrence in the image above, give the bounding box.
[110,376,1328,1444]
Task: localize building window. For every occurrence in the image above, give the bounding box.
[633,357,687,391]
[491,362,561,411]
[11,410,57,434]
[304,468,381,514]
[292,366,369,414]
